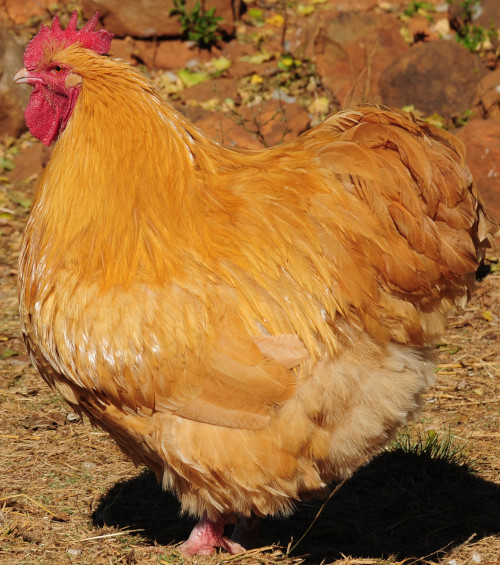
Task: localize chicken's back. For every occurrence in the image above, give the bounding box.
[208,105,493,354]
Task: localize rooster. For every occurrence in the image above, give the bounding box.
[15,12,495,556]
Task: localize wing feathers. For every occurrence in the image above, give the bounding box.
[252,334,309,370]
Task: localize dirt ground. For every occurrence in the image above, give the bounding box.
[1,151,499,565]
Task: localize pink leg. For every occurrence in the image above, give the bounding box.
[179,517,246,556]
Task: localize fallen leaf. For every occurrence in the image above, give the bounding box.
[0,157,15,172]
[266,14,284,27]
[177,69,210,88]
[209,56,232,73]
[297,3,315,16]
[240,51,274,65]
[247,7,264,23]
[308,96,330,115]
[8,190,32,208]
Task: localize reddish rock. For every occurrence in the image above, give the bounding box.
[191,100,310,149]
[82,0,236,38]
[472,68,500,120]
[194,113,263,148]
[174,103,212,123]
[321,0,378,9]
[9,142,52,183]
[285,10,326,61]
[322,0,443,7]
[179,77,240,105]
[475,0,500,26]
[456,120,500,223]
[450,0,500,29]
[82,0,182,37]
[460,0,500,31]
[135,39,212,69]
[0,25,31,139]
[379,40,485,118]
[108,37,137,65]
[220,41,272,79]
[314,11,408,108]
[239,100,310,146]
[0,0,66,25]
[220,40,256,62]
[230,59,276,80]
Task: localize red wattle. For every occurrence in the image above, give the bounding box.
[25,85,79,146]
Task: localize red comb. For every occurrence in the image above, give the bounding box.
[24,11,113,69]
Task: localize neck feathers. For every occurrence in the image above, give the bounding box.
[23,50,224,288]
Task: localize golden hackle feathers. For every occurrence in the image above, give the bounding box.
[18,44,496,522]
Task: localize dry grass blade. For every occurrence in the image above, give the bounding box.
[219,546,277,562]
[71,529,145,542]
[0,493,59,518]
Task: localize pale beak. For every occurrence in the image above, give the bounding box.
[14,68,42,85]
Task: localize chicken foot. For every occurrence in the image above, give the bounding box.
[179,516,246,556]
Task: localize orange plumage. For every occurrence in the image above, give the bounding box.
[16,13,495,555]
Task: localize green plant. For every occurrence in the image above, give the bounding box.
[454,107,473,127]
[452,0,498,52]
[170,0,223,50]
[403,1,436,18]
[456,21,496,51]
[391,428,472,468]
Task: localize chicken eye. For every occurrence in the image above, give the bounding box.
[51,65,63,74]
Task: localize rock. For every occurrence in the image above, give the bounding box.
[472,68,500,120]
[9,142,52,183]
[109,37,217,70]
[0,25,31,139]
[108,37,137,65]
[189,100,310,149]
[314,11,408,108]
[285,10,326,61]
[82,0,236,39]
[220,40,276,80]
[220,40,256,62]
[135,39,213,70]
[0,0,64,25]
[456,119,500,222]
[320,0,378,9]
[82,0,183,37]
[178,107,265,148]
[467,0,500,30]
[178,77,240,105]
[379,40,485,118]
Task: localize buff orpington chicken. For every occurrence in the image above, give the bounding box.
[15,12,495,555]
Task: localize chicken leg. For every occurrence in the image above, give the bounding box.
[179,516,246,556]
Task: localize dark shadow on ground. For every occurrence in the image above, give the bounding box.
[92,448,500,562]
